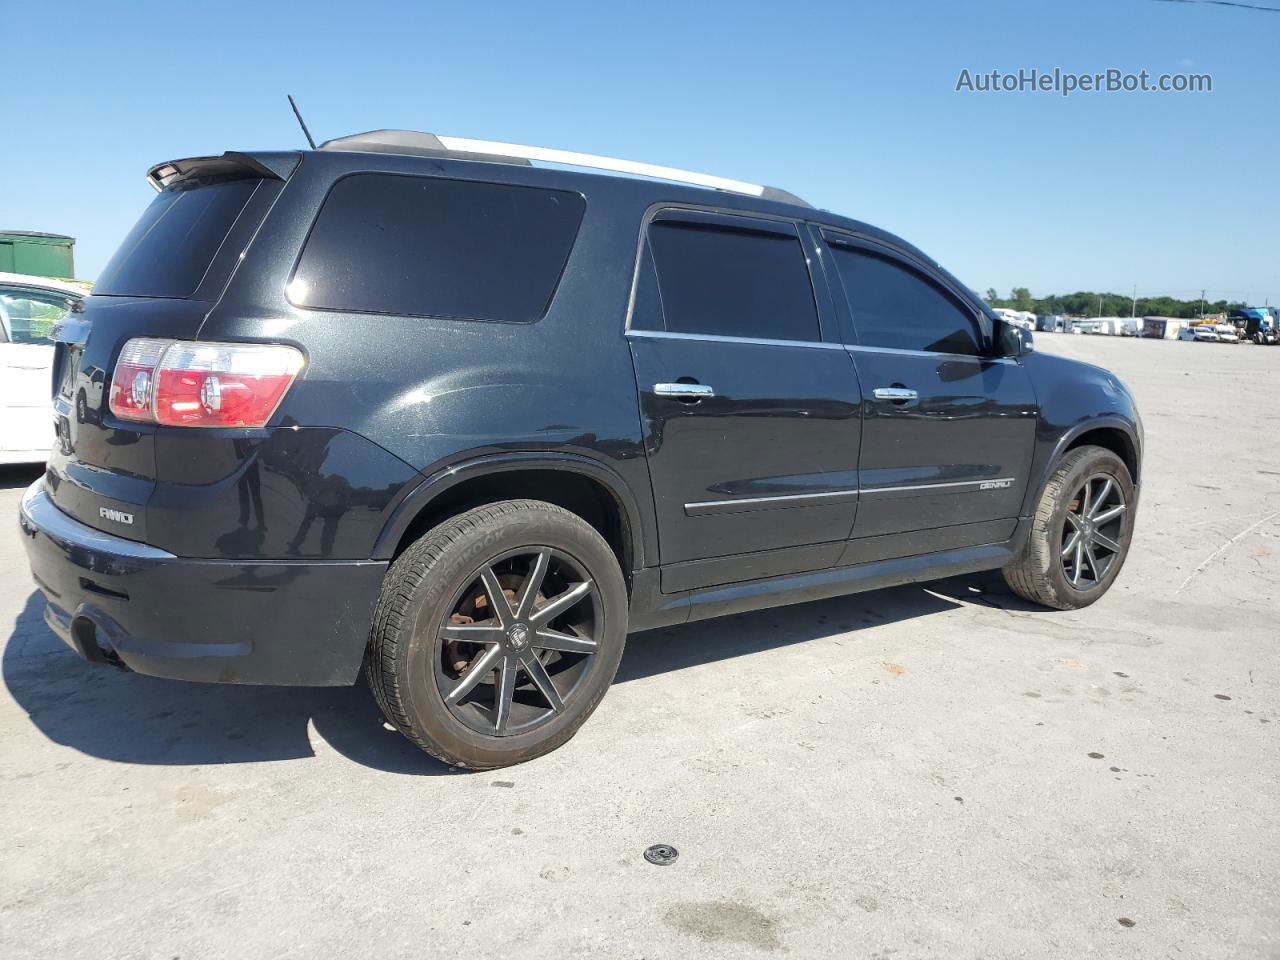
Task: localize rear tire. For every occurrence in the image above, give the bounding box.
[365,499,628,769]
[1003,445,1136,610]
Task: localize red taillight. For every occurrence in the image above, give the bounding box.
[108,338,305,428]
[108,338,170,422]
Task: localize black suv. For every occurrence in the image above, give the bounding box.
[19,130,1142,768]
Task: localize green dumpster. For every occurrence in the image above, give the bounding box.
[0,231,76,279]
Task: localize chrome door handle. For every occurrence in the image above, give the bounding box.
[654,382,715,399]
[872,387,918,401]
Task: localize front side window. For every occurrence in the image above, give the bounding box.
[290,174,586,323]
[646,219,820,342]
[0,287,77,344]
[829,244,983,355]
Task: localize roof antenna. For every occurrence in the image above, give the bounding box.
[287,95,317,150]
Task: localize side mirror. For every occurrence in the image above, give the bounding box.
[994,319,1034,357]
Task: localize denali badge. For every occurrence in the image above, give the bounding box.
[979,479,1013,491]
[99,507,135,525]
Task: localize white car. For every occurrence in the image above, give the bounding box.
[1179,325,1219,342]
[1214,324,1240,343]
[0,272,87,464]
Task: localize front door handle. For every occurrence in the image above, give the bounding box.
[872,387,918,402]
[654,382,715,400]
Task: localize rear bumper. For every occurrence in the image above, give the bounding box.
[17,479,386,685]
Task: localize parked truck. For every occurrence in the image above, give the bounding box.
[1231,308,1278,345]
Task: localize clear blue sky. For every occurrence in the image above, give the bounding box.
[5,0,1277,304]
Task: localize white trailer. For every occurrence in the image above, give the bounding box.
[1141,317,1188,339]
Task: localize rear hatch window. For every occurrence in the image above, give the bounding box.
[93,178,260,299]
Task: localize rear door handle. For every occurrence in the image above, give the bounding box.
[654,382,715,400]
[872,387,918,402]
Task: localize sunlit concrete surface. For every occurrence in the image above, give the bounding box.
[2,334,1276,959]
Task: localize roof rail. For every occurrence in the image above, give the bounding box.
[318,129,810,207]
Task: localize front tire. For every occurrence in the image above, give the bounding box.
[1003,445,1136,610]
[366,500,628,769]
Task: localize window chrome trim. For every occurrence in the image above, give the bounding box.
[626,329,845,350]
[842,342,1019,364]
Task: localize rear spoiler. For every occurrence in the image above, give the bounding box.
[145,151,300,192]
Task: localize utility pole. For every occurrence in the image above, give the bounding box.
[1097,293,1103,318]
[1199,289,1206,320]
[1131,284,1137,319]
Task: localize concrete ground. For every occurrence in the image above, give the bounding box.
[2,335,1276,959]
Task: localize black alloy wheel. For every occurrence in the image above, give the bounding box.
[434,547,601,737]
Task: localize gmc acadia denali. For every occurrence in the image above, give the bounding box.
[18,130,1142,768]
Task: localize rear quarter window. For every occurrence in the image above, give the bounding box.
[289,174,586,323]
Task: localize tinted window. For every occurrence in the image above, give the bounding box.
[291,174,585,323]
[628,244,665,332]
[647,220,819,341]
[829,245,983,355]
[96,179,259,298]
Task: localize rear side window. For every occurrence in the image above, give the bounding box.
[828,245,983,355]
[646,220,820,341]
[95,179,260,298]
[290,174,586,323]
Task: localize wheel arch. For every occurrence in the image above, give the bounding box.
[1022,417,1142,517]
[1061,423,1140,485]
[372,453,650,579]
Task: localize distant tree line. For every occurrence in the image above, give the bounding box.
[982,287,1248,319]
